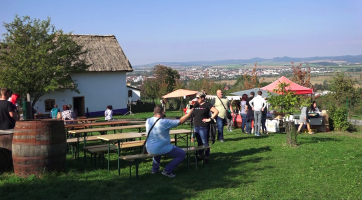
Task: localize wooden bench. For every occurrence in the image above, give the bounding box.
[86,139,177,167]
[120,145,211,180]
[67,136,101,143]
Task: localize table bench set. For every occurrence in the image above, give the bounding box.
[64,120,210,180]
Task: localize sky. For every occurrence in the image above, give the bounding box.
[1,0,361,65]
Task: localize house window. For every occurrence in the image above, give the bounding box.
[44,99,55,112]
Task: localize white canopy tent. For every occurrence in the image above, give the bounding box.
[206,95,240,100]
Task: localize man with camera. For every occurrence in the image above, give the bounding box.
[146,105,193,178]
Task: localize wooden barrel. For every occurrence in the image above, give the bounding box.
[0,130,14,173]
[12,120,66,177]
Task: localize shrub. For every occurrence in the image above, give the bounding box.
[328,106,351,131]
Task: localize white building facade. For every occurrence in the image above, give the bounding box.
[33,34,133,117]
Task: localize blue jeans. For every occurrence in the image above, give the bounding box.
[194,126,210,157]
[240,113,247,132]
[152,146,185,173]
[246,121,252,133]
[216,117,226,140]
[254,111,262,135]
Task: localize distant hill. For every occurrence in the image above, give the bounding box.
[134,54,362,68]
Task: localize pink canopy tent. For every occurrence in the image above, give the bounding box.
[162,89,198,98]
[261,76,313,95]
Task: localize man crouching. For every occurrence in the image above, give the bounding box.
[146,105,193,178]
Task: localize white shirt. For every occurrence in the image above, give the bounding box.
[105,109,113,120]
[249,95,266,112]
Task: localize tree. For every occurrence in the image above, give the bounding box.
[291,62,311,88]
[153,64,180,93]
[186,78,224,94]
[328,72,361,107]
[230,63,264,92]
[0,15,90,107]
[243,63,264,90]
[141,65,181,100]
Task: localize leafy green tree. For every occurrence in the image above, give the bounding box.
[0,15,89,107]
[141,65,182,100]
[328,73,361,107]
[230,63,264,92]
[153,65,180,93]
[186,78,225,94]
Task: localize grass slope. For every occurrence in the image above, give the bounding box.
[1,114,362,200]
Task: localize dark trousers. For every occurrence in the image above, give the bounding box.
[261,115,267,133]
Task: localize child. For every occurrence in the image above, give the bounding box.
[105,105,113,121]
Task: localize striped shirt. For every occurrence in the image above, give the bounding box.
[145,117,179,155]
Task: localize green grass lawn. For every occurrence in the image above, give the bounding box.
[1,113,362,199]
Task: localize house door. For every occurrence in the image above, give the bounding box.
[73,97,85,117]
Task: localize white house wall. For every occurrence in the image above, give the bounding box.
[34,72,128,116]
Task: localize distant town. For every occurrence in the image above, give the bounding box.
[126,65,335,88]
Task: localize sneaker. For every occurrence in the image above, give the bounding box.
[151,171,159,174]
[309,132,314,134]
[161,170,176,178]
[220,140,224,143]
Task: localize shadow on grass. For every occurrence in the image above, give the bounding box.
[1,147,272,200]
[225,134,274,142]
[298,137,342,144]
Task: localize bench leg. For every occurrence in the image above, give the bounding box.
[103,153,105,169]
[118,141,121,176]
[129,163,132,179]
[84,133,87,163]
[136,160,139,181]
[194,151,198,171]
[98,153,101,168]
[90,153,92,165]
[108,142,110,171]
[203,151,205,168]
[95,154,97,168]
[77,135,80,160]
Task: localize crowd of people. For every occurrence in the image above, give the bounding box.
[0,86,321,179]
[146,89,322,178]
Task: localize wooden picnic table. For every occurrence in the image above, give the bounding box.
[68,124,146,134]
[65,120,131,129]
[96,129,192,174]
[68,124,145,162]
[64,118,100,123]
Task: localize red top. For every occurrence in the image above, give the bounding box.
[261,76,313,95]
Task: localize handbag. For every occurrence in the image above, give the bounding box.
[217,97,232,120]
[142,118,161,154]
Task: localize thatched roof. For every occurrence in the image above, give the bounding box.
[68,34,133,72]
